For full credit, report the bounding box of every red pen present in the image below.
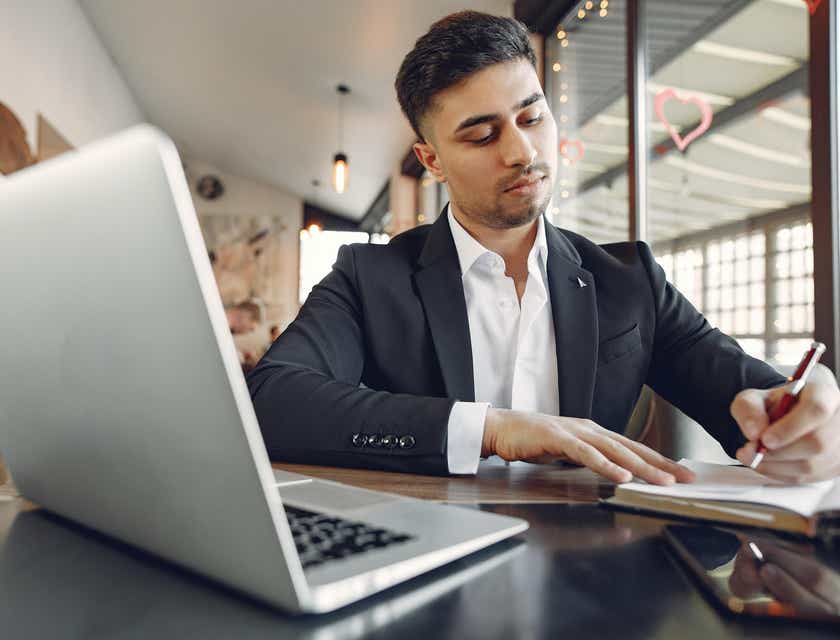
[749,341,826,469]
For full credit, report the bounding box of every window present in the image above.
[656,217,812,366]
[299,229,370,304]
[646,0,812,369]
[546,0,628,243]
[548,0,815,370]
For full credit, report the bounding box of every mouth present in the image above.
[504,175,547,195]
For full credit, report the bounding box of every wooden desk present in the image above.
[273,458,612,503]
[1,466,838,638]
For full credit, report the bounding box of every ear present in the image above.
[413,141,447,184]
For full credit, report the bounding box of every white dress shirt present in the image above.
[445,207,560,474]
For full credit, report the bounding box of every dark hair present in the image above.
[395,11,537,142]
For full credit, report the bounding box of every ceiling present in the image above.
[79,0,511,221]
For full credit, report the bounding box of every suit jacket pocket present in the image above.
[599,324,641,364]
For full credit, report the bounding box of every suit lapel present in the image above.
[545,223,599,418]
[412,213,475,402]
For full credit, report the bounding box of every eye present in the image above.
[471,134,494,145]
[524,114,544,126]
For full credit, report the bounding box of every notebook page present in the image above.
[619,460,836,517]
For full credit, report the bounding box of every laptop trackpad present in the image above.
[278,480,400,513]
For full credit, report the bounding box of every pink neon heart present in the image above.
[558,138,585,164]
[805,0,822,15]
[654,88,713,153]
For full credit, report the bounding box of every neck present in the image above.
[449,202,539,266]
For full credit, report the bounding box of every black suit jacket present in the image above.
[247,212,786,475]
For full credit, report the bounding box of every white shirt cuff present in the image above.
[446,401,489,475]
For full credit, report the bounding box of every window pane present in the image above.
[299,230,369,304]
[645,0,812,370]
[547,1,627,243]
[739,339,766,362]
[774,338,813,369]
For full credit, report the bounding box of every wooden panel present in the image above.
[0,102,34,175]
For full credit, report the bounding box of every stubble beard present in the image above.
[459,186,553,230]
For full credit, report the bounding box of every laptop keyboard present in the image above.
[284,505,415,569]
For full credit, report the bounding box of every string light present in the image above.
[557,28,567,39]
[561,82,569,90]
[561,39,569,48]
[600,8,608,17]
[585,1,594,8]
[553,62,562,72]
[561,190,570,198]
[559,94,569,103]
[600,0,608,7]
[578,8,586,19]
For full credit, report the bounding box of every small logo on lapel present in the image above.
[576,277,587,288]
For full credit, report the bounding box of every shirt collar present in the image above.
[446,203,549,277]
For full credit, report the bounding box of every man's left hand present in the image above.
[731,364,840,483]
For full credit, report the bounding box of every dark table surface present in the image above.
[0,493,838,639]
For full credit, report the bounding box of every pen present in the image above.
[749,341,826,469]
[747,540,764,564]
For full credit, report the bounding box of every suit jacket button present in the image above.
[382,434,398,448]
[367,433,382,448]
[398,435,416,449]
[351,433,367,447]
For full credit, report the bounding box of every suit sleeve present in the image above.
[637,241,787,457]
[246,244,455,475]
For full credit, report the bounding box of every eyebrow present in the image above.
[453,92,545,134]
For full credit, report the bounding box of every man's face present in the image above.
[414,58,557,229]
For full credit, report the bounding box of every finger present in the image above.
[585,434,676,485]
[761,382,840,450]
[760,564,837,615]
[761,545,840,603]
[560,438,633,484]
[610,433,695,483]
[735,440,759,467]
[731,387,776,441]
[742,421,840,462]
[729,545,764,599]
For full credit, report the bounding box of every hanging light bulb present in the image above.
[332,152,348,194]
[332,85,350,194]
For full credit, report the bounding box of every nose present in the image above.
[500,126,537,168]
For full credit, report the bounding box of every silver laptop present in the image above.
[0,125,527,614]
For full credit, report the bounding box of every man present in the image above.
[248,11,840,484]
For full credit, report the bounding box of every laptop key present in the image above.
[284,505,415,569]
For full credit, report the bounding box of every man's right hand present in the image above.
[481,408,695,485]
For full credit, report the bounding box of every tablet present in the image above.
[663,524,840,624]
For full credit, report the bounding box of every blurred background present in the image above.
[1,0,838,462]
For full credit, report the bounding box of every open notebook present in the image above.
[602,460,840,537]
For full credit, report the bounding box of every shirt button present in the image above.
[351,433,367,447]
[399,435,416,449]
[499,299,514,309]
[382,434,398,449]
